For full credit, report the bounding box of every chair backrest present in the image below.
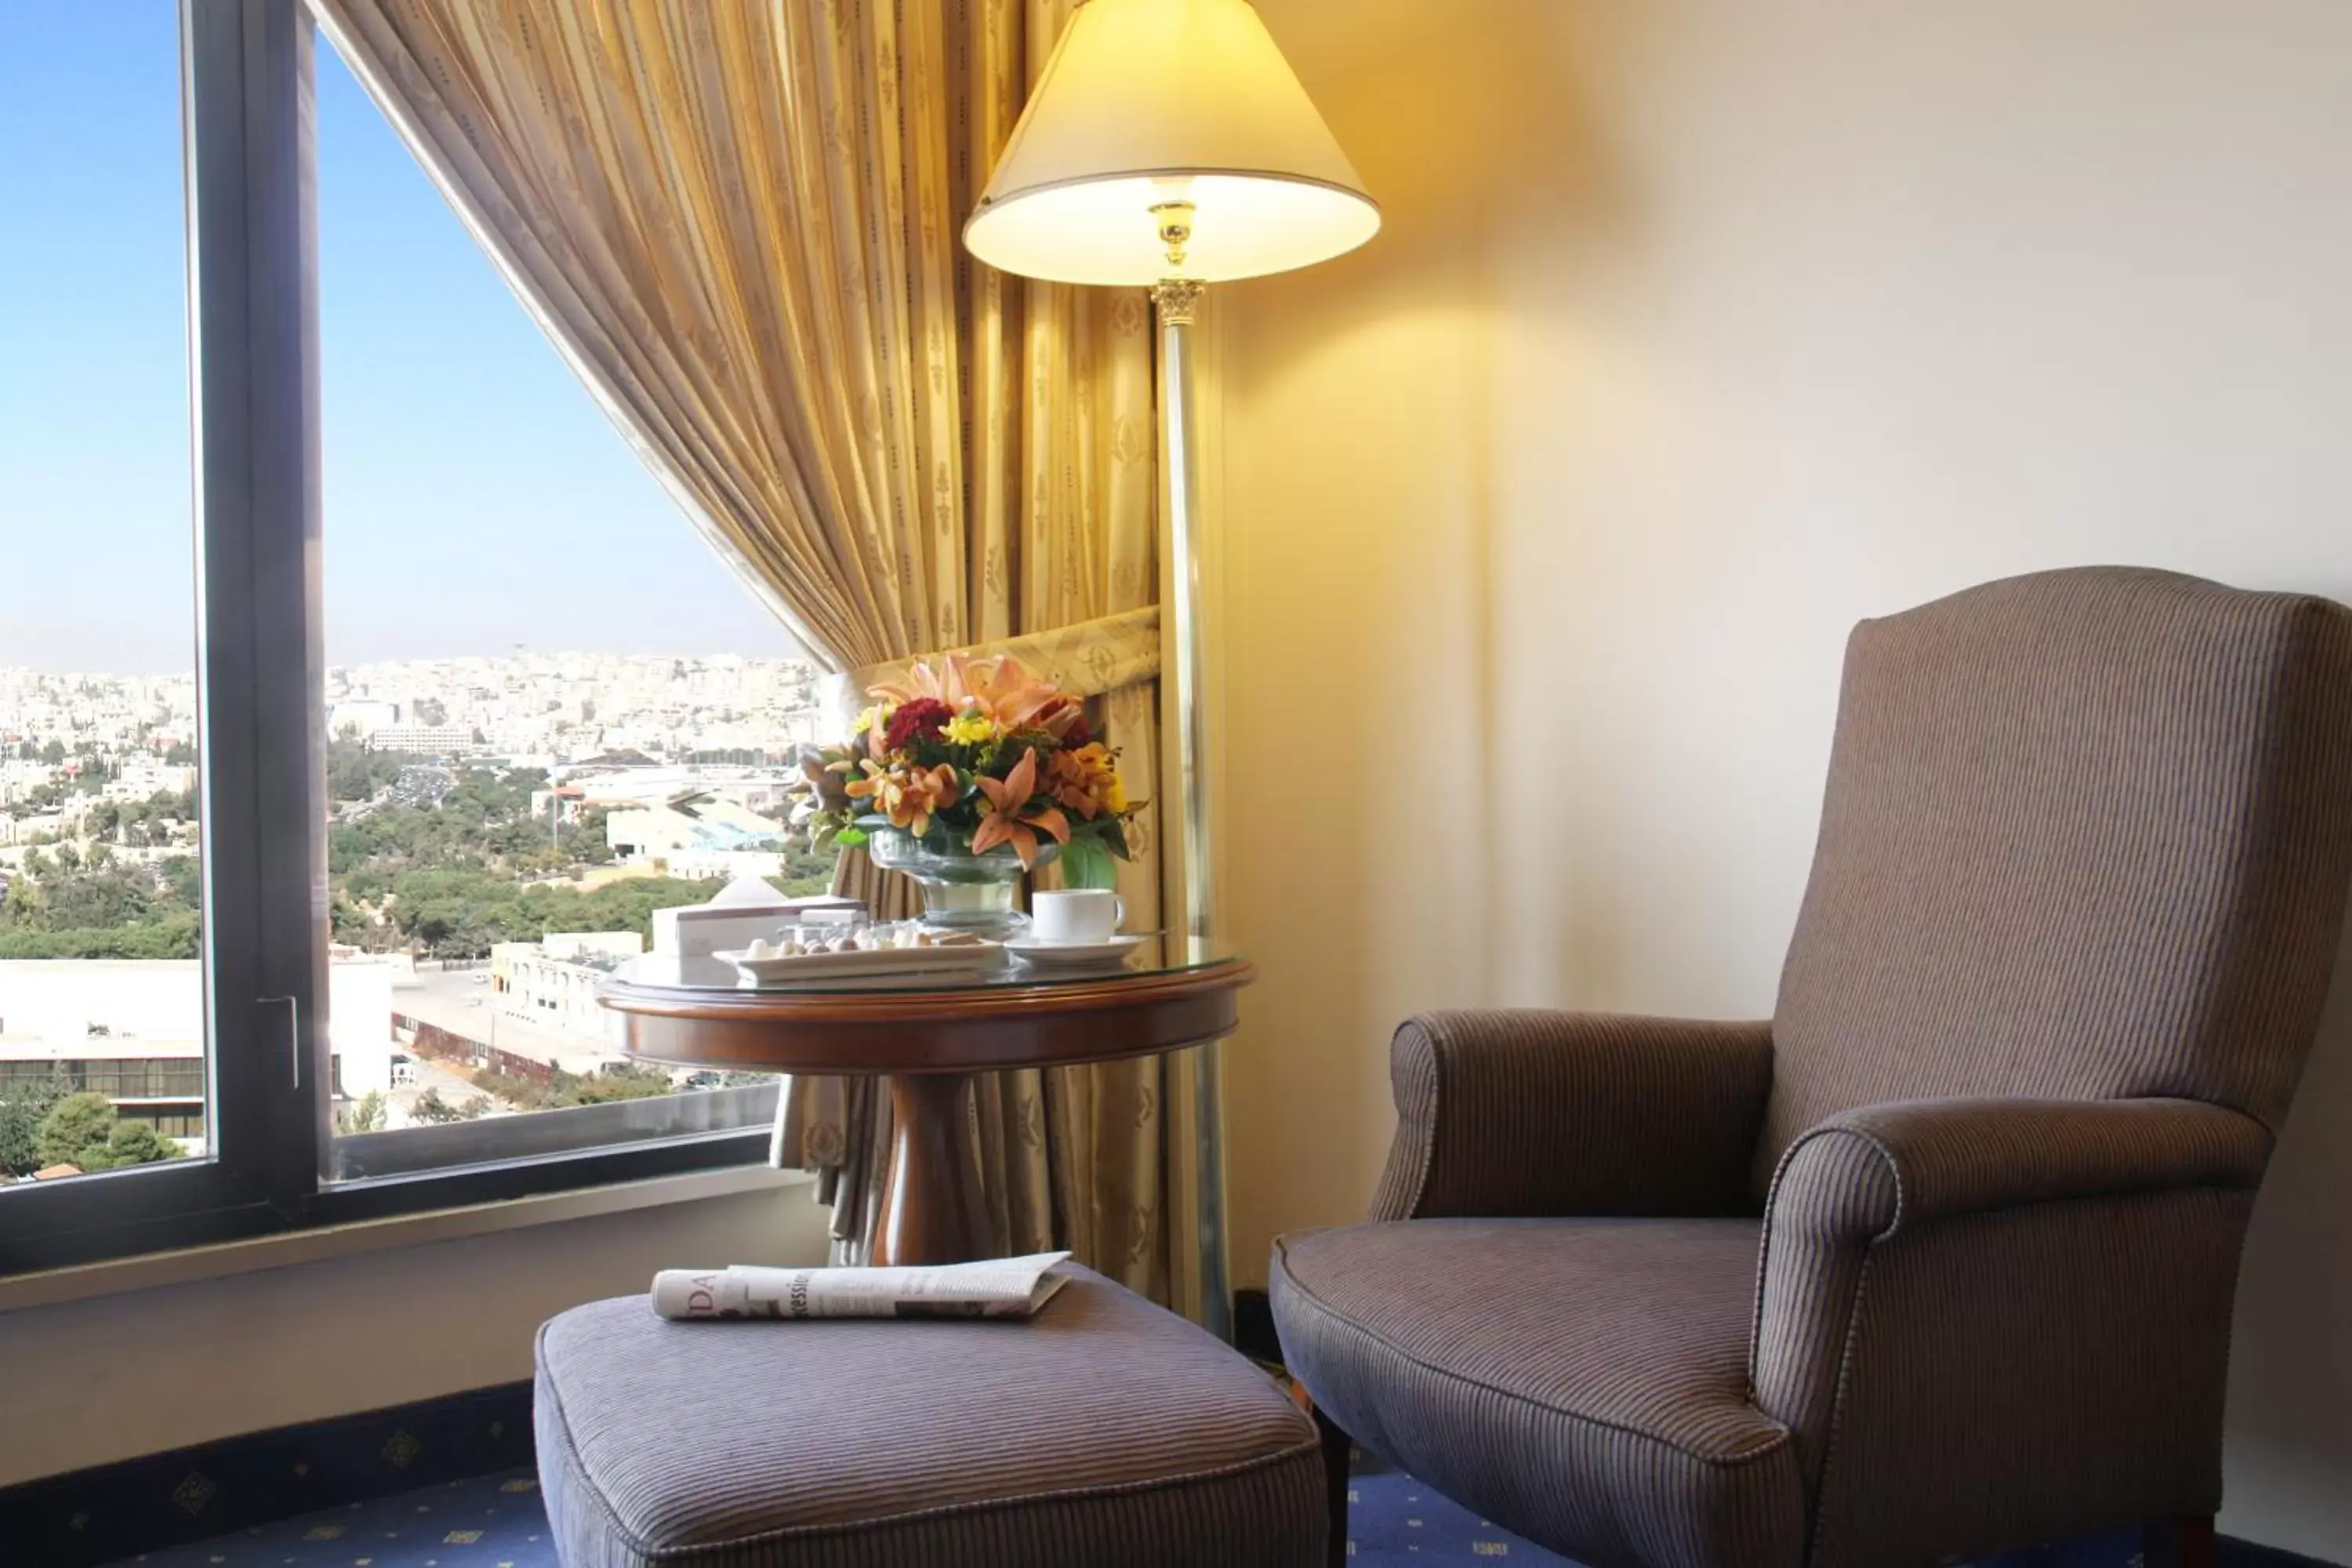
[1758,566,2352,1193]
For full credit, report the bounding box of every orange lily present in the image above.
[872,655,1085,740]
[969,746,1071,869]
[846,760,962,837]
[1044,742,1128,820]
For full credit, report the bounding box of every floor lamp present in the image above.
[964,0,1378,1338]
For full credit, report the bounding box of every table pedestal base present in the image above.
[874,1073,992,1266]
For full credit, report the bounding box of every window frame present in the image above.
[0,0,772,1279]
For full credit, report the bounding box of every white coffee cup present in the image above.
[1030,887,1125,944]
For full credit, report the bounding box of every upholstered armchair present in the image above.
[1272,568,2352,1568]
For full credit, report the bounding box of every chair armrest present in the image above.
[1751,1095,2274,1566]
[1762,1095,2271,1243]
[1368,1009,1775,1221]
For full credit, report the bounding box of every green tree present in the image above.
[336,1088,389,1134]
[1,872,40,926]
[159,855,201,907]
[86,1118,180,1171]
[0,1075,70,1175]
[564,1063,675,1105]
[328,731,408,804]
[36,1093,120,1170]
[409,1087,491,1123]
[0,914,201,960]
[36,864,153,928]
[470,1062,674,1111]
[563,806,617,866]
[775,839,837,898]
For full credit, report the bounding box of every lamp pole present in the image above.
[961,0,1377,1344]
[1147,202,1227,1338]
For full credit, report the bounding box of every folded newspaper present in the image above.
[650,1250,1073,1322]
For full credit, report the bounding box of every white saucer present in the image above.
[1004,932,1148,965]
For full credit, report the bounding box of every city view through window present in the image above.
[315,654,830,1147]
[0,13,827,1187]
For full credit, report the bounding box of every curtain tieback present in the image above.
[820,605,1163,722]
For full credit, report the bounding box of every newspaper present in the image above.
[650,1250,1072,1322]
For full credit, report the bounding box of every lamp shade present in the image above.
[964,0,1378,286]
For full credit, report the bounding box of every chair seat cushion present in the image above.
[536,1264,1324,1567]
[1272,1218,1803,1568]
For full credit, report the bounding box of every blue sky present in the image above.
[0,3,799,672]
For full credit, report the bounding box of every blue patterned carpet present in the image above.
[106,1472,552,1568]
[1343,1449,2148,1566]
[105,1454,2154,1567]
[1348,1450,1577,1563]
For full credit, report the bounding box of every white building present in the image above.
[327,699,402,739]
[489,932,641,1054]
[550,766,796,815]
[0,956,404,1149]
[368,724,476,756]
[605,795,782,864]
[662,848,786,882]
[104,760,198,800]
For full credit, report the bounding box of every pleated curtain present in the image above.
[314,0,1194,1311]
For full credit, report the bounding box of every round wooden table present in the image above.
[599,940,1254,1266]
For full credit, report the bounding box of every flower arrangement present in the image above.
[789,654,1142,887]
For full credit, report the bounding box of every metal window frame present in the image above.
[0,0,771,1279]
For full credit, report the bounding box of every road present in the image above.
[397,967,633,1082]
[339,762,456,822]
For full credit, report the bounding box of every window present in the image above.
[0,3,210,1193]
[0,1,815,1274]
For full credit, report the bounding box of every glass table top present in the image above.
[600,932,1243,1004]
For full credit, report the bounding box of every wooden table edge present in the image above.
[600,955,1257,1026]
[599,956,1257,1076]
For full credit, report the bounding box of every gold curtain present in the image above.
[316,0,1192,1307]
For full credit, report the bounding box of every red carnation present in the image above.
[1062,713,1094,748]
[881,698,954,752]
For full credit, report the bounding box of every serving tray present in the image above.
[719,939,1004,987]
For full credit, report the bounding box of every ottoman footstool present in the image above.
[534,1264,1327,1566]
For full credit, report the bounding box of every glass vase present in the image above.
[866,827,1060,937]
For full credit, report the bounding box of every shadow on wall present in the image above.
[1238,0,1651,1011]
[2224,899,2352,1554]
[1264,0,1639,276]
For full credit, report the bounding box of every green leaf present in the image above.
[834,826,869,848]
[1059,836,1117,890]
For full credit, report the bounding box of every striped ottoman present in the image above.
[534,1264,1327,1566]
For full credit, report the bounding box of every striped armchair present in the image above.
[1273,568,2352,1568]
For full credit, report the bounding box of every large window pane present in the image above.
[313,38,823,1175]
[0,4,207,1186]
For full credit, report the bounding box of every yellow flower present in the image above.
[942,711,997,746]
[855,702,898,760]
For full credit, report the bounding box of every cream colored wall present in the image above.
[1221,1,2352,1558]
[0,1184,829,1486]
